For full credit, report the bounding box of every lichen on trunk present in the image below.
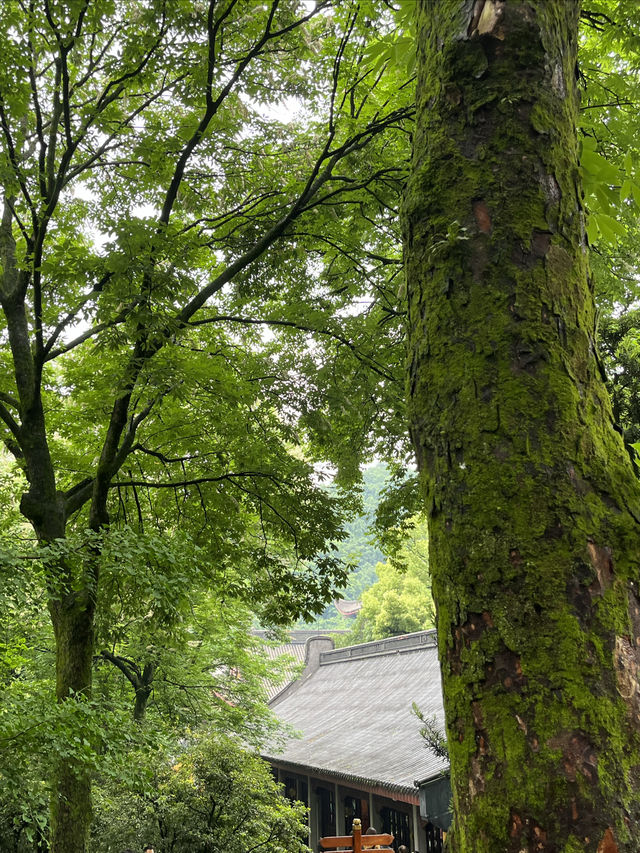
[403,1,640,851]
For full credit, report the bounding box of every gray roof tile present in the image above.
[263,630,448,793]
[261,642,308,702]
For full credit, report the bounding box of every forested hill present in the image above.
[301,464,387,630]
[337,463,388,597]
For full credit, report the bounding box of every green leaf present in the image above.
[625,151,634,174]
[595,212,626,243]
[621,179,634,201]
[580,143,622,184]
[585,217,599,245]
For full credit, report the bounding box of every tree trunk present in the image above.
[49,596,95,853]
[21,460,95,852]
[15,395,95,852]
[403,2,640,851]
[133,662,156,722]
[1,259,96,850]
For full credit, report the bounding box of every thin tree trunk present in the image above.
[1,213,95,850]
[133,663,156,722]
[100,650,156,721]
[403,2,640,851]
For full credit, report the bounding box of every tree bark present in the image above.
[49,598,95,853]
[403,2,640,851]
[100,650,155,721]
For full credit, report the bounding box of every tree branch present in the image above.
[99,649,141,690]
[44,296,141,361]
[42,272,114,356]
[112,471,285,489]
[0,401,22,442]
[188,314,397,381]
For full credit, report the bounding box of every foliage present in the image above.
[0,504,53,852]
[412,703,449,764]
[0,1,415,845]
[599,309,640,449]
[335,463,388,599]
[577,2,640,249]
[0,495,296,848]
[573,3,640,466]
[91,733,310,853]
[0,0,415,612]
[91,524,294,726]
[301,463,389,630]
[338,516,434,645]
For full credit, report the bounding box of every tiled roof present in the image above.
[334,598,363,617]
[260,642,307,703]
[263,630,448,795]
[255,631,345,703]
[253,629,347,643]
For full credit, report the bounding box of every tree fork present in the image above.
[403,1,640,851]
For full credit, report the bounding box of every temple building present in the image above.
[262,629,451,853]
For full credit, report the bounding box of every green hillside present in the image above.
[300,464,387,630]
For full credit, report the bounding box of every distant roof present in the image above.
[253,629,347,643]
[263,630,448,797]
[334,598,363,617]
[254,631,345,703]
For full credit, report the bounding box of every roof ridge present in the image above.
[319,628,437,664]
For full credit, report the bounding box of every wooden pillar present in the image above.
[353,818,362,853]
[413,803,424,853]
[307,773,312,844]
[335,782,342,835]
[310,780,319,853]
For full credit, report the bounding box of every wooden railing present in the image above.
[320,817,394,852]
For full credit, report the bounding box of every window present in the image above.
[425,821,444,852]
[344,796,361,834]
[380,807,411,849]
[317,787,335,838]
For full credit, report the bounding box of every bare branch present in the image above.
[99,649,141,689]
[0,391,20,410]
[130,445,218,465]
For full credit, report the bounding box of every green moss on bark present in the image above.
[49,592,96,853]
[403,1,640,851]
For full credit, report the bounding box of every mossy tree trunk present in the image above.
[17,430,95,851]
[403,2,640,851]
[49,597,95,853]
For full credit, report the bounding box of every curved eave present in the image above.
[414,769,450,787]
[266,756,420,804]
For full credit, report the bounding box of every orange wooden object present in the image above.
[319,818,394,852]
